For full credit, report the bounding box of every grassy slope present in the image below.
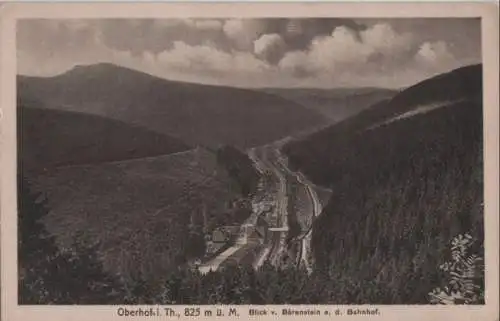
[18,106,190,173]
[283,64,483,303]
[18,63,326,148]
[28,148,247,282]
[261,87,397,122]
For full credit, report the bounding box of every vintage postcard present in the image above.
[1,2,499,321]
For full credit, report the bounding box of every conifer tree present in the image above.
[18,176,125,304]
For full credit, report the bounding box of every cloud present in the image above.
[194,19,223,31]
[276,23,416,79]
[152,19,195,29]
[415,41,455,68]
[361,23,413,56]
[17,19,109,76]
[18,18,367,64]
[253,33,287,64]
[223,19,267,51]
[97,18,229,55]
[17,19,101,57]
[311,27,367,66]
[17,18,480,88]
[222,18,367,53]
[281,18,366,50]
[156,41,270,76]
[278,51,315,78]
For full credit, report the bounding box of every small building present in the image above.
[222,225,240,235]
[206,241,225,254]
[212,229,227,243]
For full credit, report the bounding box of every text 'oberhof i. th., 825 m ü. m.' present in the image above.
[116,307,381,318]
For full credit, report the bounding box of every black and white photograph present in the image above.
[1,3,498,315]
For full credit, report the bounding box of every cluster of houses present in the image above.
[204,211,274,255]
[205,225,240,254]
[202,178,279,256]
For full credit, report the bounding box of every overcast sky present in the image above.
[17,18,481,88]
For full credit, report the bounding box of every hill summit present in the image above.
[18,63,327,148]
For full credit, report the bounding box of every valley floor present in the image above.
[197,139,329,274]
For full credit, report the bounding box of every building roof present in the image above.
[212,230,227,243]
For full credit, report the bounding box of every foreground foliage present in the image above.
[18,176,125,304]
[19,173,484,304]
[428,233,484,304]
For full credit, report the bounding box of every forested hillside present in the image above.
[283,64,482,185]
[18,65,485,304]
[18,105,190,173]
[216,145,260,197]
[27,148,254,284]
[282,64,484,303]
[262,87,397,122]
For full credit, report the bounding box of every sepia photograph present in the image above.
[1,2,499,320]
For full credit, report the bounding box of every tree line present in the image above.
[19,174,483,304]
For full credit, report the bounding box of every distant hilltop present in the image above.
[18,62,327,149]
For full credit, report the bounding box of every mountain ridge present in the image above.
[18,105,191,173]
[283,63,482,185]
[18,63,327,148]
[282,63,483,303]
[261,87,398,122]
